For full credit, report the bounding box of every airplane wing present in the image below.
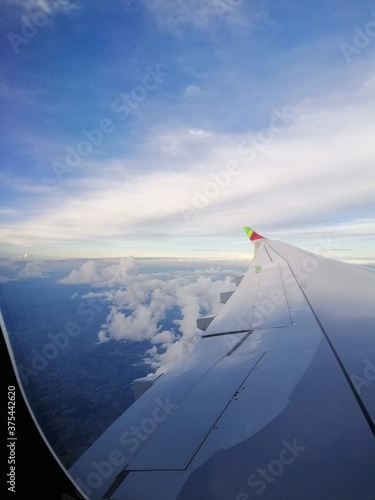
[69,228,375,499]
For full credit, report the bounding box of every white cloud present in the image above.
[58,257,139,286]
[145,337,197,373]
[61,259,239,372]
[7,0,77,15]
[151,330,176,345]
[143,0,246,33]
[146,124,215,157]
[59,260,99,284]
[100,304,156,342]
[17,260,47,279]
[102,270,234,372]
[1,74,375,261]
[184,84,205,99]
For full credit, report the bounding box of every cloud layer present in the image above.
[2,81,375,260]
[1,1,375,261]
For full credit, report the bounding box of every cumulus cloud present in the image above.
[151,330,176,345]
[58,257,139,286]
[100,270,235,373]
[60,258,240,373]
[17,260,47,279]
[59,260,99,284]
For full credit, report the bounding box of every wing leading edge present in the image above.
[69,228,375,500]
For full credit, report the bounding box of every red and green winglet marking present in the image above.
[244,227,264,241]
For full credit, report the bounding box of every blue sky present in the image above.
[1,0,375,261]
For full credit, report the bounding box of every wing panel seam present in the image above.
[183,351,267,471]
[266,241,375,436]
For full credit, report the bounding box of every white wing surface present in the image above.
[69,228,375,499]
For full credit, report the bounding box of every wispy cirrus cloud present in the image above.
[1,74,375,260]
[142,0,250,33]
[183,84,205,99]
[5,0,78,15]
[1,1,375,261]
